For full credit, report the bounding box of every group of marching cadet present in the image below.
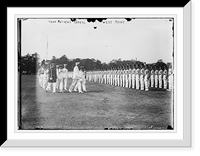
[86,63,173,91]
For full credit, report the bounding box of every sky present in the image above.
[21,18,173,64]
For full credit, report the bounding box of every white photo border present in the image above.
[4,2,191,147]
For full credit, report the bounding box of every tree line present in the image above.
[20,53,171,74]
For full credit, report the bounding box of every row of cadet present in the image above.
[85,64,173,91]
[37,62,87,93]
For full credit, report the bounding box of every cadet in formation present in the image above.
[84,63,173,92]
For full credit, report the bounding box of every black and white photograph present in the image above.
[3,1,194,151]
[18,17,174,130]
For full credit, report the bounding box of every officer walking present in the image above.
[68,62,80,93]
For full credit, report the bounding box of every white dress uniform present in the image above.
[144,69,149,91]
[131,68,136,89]
[62,67,68,90]
[113,70,116,86]
[43,68,49,90]
[135,68,140,90]
[74,70,86,93]
[119,69,123,87]
[154,70,159,88]
[128,69,132,88]
[109,70,113,85]
[150,70,155,88]
[113,70,117,86]
[158,69,163,89]
[140,68,144,90]
[38,67,44,88]
[117,70,120,86]
[99,71,101,83]
[106,70,109,84]
[163,69,168,89]
[81,71,87,92]
[68,64,80,92]
[168,68,173,91]
[125,69,129,88]
[99,71,102,84]
[94,71,97,83]
[57,68,64,92]
[103,71,107,84]
[122,69,126,87]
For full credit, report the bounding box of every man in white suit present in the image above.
[62,64,68,91]
[68,62,80,93]
[75,66,87,93]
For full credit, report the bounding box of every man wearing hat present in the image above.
[150,66,155,88]
[46,62,57,93]
[131,64,136,89]
[109,67,112,85]
[42,64,49,91]
[140,64,145,90]
[163,66,168,90]
[103,69,107,84]
[37,65,45,88]
[120,66,123,87]
[158,66,163,89]
[135,64,140,90]
[122,65,126,88]
[144,65,150,91]
[114,67,118,86]
[68,62,80,93]
[124,65,128,88]
[167,66,173,91]
[128,65,132,88]
[154,66,159,88]
[116,67,120,87]
[62,64,68,91]
[74,66,86,93]
[57,65,64,93]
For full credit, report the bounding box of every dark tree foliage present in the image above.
[20,53,40,74]
[20,53,169,74]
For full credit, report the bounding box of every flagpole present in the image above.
[46,35,48,61]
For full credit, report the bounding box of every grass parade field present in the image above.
[20,75,173,130]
